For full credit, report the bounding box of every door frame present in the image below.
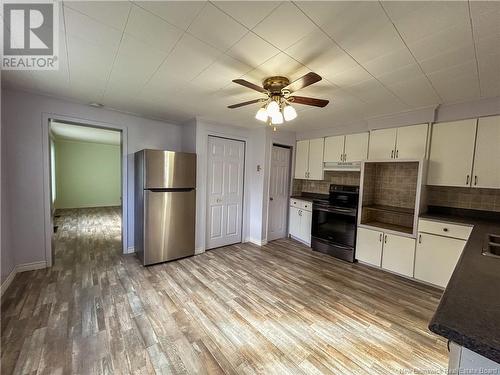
[205,135,246,250]
[41,113,128,267]
[266,143,292,242]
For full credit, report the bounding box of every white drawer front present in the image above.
[418,219,472,240]
[290,199,312,212]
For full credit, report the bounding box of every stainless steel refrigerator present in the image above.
[135,149,196,266]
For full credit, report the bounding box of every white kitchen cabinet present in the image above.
[368,128,397,160]
[308,138,325,180]
[368,124,428,160]
[294,140,309,179]
[294,138,324,180]
[414,232,466,288]
[324,135,345,162]
[356,227,383,266]
[472,115,500,188]
[344,132,369,162]
[381,233,416,277]
[427,119,477,187]
[289,199,312,245]
[396,123,428,160]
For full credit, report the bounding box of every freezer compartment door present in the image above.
[144,150,196,189]
[144,189,195,265]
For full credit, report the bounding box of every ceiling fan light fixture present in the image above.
[283,104,297,121]
[266,100,280,116]
[271,111,284,125]
[255,106,268,122]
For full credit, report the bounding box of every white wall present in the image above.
[1,89,183,271]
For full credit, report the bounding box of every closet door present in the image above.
[472,116,500,188]
[427,119,477,187]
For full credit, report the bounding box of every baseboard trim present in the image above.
[1,267,16,297]
[126,246,135,254]
[1,260,48,297]
[195,247,205,255]
[246,238,268,246]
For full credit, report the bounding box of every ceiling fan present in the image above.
[228,72,329,127]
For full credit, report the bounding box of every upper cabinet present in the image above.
[324,132,368,163]
[368,124,428,160]
[294,138,324,180]
[472,115,500,189]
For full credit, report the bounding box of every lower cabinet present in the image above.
[289,199,312,245]
[356,227,416,277]
[414,232,466,288]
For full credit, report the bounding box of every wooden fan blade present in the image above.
[227,98,262,109]
[289,96,329,107]
[284,72,322,92]
[232,79,268,93]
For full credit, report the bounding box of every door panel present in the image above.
[395,123,428,160]
[472,115,500,188]
[382,234,416,277]
[307,138,324,180]
[368,128,397,160]
[144,190,195,264]
[344,132,369,162]
[289,207,300,238]
[299,209,312,244]
[207,136,245,249]
[268,146,291,241]
[428,119,477,187]
[324,135,345,162]
[356,227,383,266]
[294,140,309,179]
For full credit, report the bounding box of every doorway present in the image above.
[267,144,292,242]
[206,136,245,249]
[48,120,123,264]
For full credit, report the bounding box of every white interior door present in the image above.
[207,136,245,249]
[268,146,291,242]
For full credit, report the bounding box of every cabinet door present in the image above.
[356,227,383,266]
[294,140,309,179]
[414,233,466,288]
[324,135,345,162]
[289,207,301,238]
[307,138,324,180]
[299,209,312,245]
[472,116,500,188]
[396,123,428,160]
[427,119,477,187]
[344,132,369,162]
[368,128,397,160]
[381,234,416,277]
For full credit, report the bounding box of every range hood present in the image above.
[323,161,361,171]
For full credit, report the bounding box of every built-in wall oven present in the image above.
[311,185,359,262]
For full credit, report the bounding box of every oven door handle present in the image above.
[313,207,356,216]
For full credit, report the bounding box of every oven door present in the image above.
[312,206,357,248]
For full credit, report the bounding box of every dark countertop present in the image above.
[423,206,500,363]
[290,193,329,202]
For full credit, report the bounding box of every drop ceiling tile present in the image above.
[375,63,423,87]
[125,5,184,53]
[419,45,476,75]
[362,48,416,78]
[327,66,373,88]
[470,6,500,39]
[296,1,361,30]
[64,6,122,49]
[213,1,280,29]
[187,3,248,51]
[428,61,480,102]
[385,76,440,107]
[191,55,252,92]
[157,34,222,82]
[244,53,308,84]
[346,78,399,104]
[226,32,280,68]
[64,1,131,31]
[253,2,317,50]
[133,1,206,31]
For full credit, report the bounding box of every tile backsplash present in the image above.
[427,186,500,212]
[293,171,360,195]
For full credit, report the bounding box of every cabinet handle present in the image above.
[443,228,448,232]
[384,235,387,244]
[379,233,382,242]
[466,175,470,185]
[418,234,422,244]
[344,153,347,162]
[474,176,478,186]
[340,153,343,161]
[391,150,394,159]
[396,149,399,158]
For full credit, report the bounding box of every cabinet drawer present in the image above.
[418,219,472,240]
[289,199,312,212]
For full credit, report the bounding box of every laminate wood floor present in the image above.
[1,207,448,374]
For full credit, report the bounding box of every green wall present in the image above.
[55,139,121,209]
